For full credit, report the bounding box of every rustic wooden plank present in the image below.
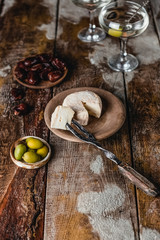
[125,1,160,239]
[1,0,159,239]
[44,0,139,239]
[127,66,160,238]
[0,0,55,239]
[0,0,4,14]
[150,0,160,42]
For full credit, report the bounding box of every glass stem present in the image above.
[120,38,128,62]
[88,10,96,33]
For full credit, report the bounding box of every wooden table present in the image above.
[0,0,160,239]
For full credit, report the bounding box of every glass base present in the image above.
[78,27,106,42]
[108,54,139,72]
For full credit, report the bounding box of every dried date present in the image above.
[48,71,62,82]
[17,61,29,71]
[24,57,38,67]
[37,53,52,63]
[43,62,51,68]
[15,67,27,81]
[51,58,66,71]
[11,88,25,100]
[31,63,43,72]
[39,67,53,80]
[26,71,40,85]
[14,103,29,116]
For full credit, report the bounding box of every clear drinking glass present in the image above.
[72,0,111,42]
[99,1,149,72]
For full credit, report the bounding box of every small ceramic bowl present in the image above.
[10,136,51,169]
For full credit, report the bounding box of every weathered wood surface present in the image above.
[0,1,54,239]
[126,1,160,238]
[44,0,155,239]
[151,0,160,41]
[0,0,160,240]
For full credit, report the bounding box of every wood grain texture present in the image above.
[44,0,139,239]
[150,0,160,41]
[127,62,160,236]
[0,0,160,239]
[0,0,54,239]
[125,0,160,238]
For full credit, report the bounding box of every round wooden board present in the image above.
[44,87,126,142]
[13,64,68,89]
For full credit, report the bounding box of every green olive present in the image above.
[14,143,27,161]
[22,151,41,163]
[28,148,36,153]
[37,145,48,158]
[26,137,34,144]
[27,138,43,149]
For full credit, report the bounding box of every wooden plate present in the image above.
[44,87,126,142]
[13,62,68,89]
[10,136,51,169]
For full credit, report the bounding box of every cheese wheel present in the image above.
[51,105,75,130]
[62,91,102,125]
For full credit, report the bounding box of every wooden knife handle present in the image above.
[118,163,159,197]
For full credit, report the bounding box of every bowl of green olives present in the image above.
[10,136,51,169]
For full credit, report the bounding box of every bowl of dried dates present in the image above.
[13,53,68,89]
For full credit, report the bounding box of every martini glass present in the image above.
[72,0,111,42]
[99,1,149,72]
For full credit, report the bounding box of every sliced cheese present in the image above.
[62,91,102,125]
[51,105,75,130]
